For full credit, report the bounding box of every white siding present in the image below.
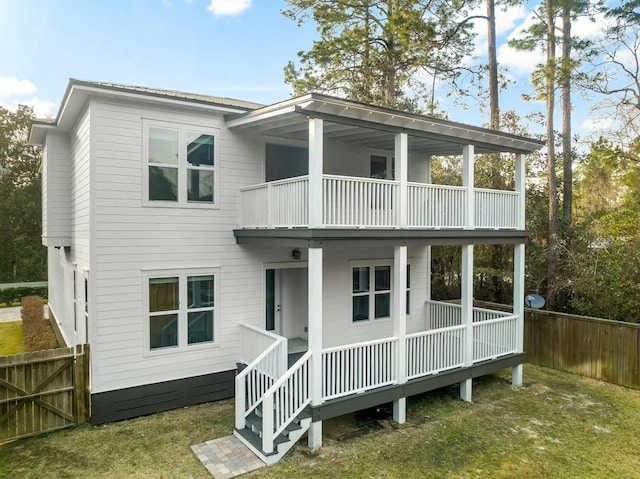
[41,133,71,246]
[74,97,433,395]
[90,100,268,393]
[321,244,429,348]
[46,108,92,347]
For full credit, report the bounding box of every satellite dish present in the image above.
[525,294,545,309]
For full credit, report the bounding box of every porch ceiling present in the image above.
[225,94,545,156]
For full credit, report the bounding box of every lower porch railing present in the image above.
[237,302,519,444]
[426,300,519,362]
[261,351,312,454]
[235,324,288,430]
[406,325,466,379]
[322,337,398,401]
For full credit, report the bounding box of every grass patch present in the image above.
[1,364,640,478]
[0,322,26,356]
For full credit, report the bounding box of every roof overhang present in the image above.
[30,79,260,145]
[225,93,545,156]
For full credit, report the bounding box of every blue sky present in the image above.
[0,0,608,139]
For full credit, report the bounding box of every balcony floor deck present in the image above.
[234,228,531,247]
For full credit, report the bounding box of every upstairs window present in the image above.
[144,121,217,206]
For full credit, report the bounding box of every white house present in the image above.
[30,79,543,464]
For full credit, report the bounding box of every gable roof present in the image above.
[31,79,263,144]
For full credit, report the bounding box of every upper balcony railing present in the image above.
[239,174,522,230]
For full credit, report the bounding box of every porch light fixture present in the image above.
[292,248,301,260]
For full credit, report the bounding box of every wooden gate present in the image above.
[0,344,89,443]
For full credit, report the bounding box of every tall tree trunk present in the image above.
[546,0,558,310]
[487,0,505,302]
[561,3,572,231]
[487,0,499,131]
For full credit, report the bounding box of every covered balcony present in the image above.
[227,93,543,233]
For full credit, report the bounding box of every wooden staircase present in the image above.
[234,404,312,465]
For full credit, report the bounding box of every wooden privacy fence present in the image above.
[524,310,640,390]
[475,301,640,390]
[0,344,90,443]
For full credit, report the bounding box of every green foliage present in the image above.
[0,286,48,306]
[282,0,476,112]
[0,105,46,282]
[564,138,640,322]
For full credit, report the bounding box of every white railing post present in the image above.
[266,182,273,229]
[463,145,475,230]
[262,393,274,454]
[235,376,246,430]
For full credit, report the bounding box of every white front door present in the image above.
[265,267,308,340]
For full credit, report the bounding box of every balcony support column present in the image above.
[512,242,525,386]
[395,133,408,228]
[393,245,407,423]
[515,153,526,229]
[460,244,474,402]
[308,246,323,449]
[308,118,324,228]
[463,145,475,230]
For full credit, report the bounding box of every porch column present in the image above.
[515,153,526,230]
[393,245,407,423]
[395,133,408,228]
[462,145,475,229]
[308,118,324,228]
[512,243,525,386]
[460,244,474,402]
[425,245,432,329]
[308,246,323,449]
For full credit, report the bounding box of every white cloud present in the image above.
[581,117,615,132]
[0,97,57,118]
[0,77,57,117]
[498,42,545,76]
[207,0,250,16]
[0,77,37,99]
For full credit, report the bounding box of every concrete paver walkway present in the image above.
[191,435,266,478]
[0,306,21,323]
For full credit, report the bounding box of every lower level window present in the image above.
[351,262,410,322]
[148,271,216,350]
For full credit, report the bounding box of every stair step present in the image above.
[246,412,262,431]
[235,427,290,456]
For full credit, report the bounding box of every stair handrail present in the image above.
[235,327,287,430]
[261,351,312,454]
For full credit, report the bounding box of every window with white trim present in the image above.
[146,270,217,351]
[351,261,410,322]
[144,121,217,206]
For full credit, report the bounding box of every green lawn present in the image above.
[1,364,639,478]
[0,322,26,356]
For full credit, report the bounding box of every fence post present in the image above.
[74,344,87,424]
